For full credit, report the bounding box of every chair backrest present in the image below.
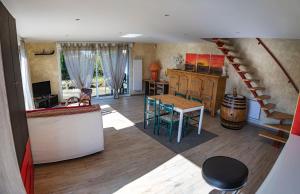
[81,88,92,98]
[189,96,202,103]
[175,91,187,99]
[144,96,157,112]
[159,103,174,117]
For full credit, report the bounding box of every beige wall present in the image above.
[230,39,300,123]
[131,43,157,79]
[156,40,221,80]
[26,42,60,95]
[155,39,300,124]
[130,43,157,94]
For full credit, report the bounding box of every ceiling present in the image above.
[3,0,300,42]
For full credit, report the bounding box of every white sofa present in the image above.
[26,105,104,164]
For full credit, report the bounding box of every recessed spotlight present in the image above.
[121,34,143,38]
[164,14,170,17]
[75,18,80,21]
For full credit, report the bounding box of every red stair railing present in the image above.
[256,38,299,94]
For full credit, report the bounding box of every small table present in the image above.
[144,80,169,95]
[149,94,204,143]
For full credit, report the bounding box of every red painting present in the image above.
[185,53,224,68]
[186,53,198,65]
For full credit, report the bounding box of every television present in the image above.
[32,81,51,98]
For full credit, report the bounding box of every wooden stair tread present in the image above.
[255,95,271,100]
[267,111,294,120]
[213,38,231,44]
[226,54,240,59]
[243,79,260,82]
[261,103,276,110]
[249,87,265,91]
[237,70,251,74]
[265,124,291,133]
[218,47,231,50]
[259,131,287,143]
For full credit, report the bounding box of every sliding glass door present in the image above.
[60,52,129,100]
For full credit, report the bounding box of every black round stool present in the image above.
[202,156,248,194]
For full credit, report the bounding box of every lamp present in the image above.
[149,62,160,81]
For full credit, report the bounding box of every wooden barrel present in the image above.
[220,94,247,130]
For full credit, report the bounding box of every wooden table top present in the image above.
[150,94,203,110]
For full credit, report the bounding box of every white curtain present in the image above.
[99,43,128,98]
[61,43,96,89]
[19,40,35,110]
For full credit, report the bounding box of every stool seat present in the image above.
[202,156,248,190]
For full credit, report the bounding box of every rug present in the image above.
[135,122,218,153]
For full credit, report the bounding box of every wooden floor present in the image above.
[34,96,281,194]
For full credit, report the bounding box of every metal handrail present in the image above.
[256,38,299,93]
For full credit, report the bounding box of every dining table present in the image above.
[149,94,205,143]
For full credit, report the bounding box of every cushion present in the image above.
[202,156,248,190]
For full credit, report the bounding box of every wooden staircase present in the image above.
[213,38,294,144]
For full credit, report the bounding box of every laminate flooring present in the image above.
[34,96,281,194]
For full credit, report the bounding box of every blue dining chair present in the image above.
[143,96,157,133]
[157,103,180,142]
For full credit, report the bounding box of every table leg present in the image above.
[198,107,204,135]
[177,111,184,143]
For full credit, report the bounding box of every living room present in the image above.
[1,1,300,194]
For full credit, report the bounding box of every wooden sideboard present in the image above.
[167,69,227,116]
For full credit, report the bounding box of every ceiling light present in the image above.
[75,18,80,21]
[121,34,143,38]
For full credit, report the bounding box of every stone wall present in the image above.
[25,42,60,95]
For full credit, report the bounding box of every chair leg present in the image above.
[153,113,156,134]
[157,116,160,135]
[144,113,146,129]
[169,122,173,142]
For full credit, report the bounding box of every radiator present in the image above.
[247,99,261,120]
[132,59,143,91]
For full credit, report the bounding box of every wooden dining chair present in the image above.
[157,103,180,142]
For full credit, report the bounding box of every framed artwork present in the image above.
[185,53,225,74]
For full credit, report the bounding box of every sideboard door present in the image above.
[190,75,204,97]
[168,73,179,95]
[178,74,189,95]
[201,79,215,111]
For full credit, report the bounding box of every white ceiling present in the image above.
[3,0,300,42]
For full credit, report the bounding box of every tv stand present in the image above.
[34,95,58,108]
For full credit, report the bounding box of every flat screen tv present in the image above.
[32,81,51,98]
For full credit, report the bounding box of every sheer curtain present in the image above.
[61,43,96,89]
[99,43,128,98]
[19,40,35,110]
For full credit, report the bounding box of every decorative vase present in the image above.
[151,71,159,81]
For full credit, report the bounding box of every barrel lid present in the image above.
[226,94,245,99]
